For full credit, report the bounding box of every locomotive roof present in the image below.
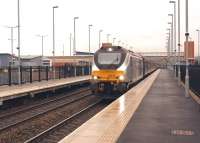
[100,46,143,59]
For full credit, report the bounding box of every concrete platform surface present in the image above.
[58,70,160,143]
[0,76,90,103]
[117,70,200,143]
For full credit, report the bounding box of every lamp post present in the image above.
[5,26,17,66]
[70,33,72,56]
[166,28,171,58]
[88,24,93,55]
[99,29,103,49]
[166,37,170,59]
[36,35,47,66]
[36,35,47,57]
[52,5,58,79]
[73,17,79,55]
[168,13,174,67]
[177,0,181,85]
[113,38,116,45]
[196,29,200,64]
[107,34,110,43]
[165,40,169,56]
[185,0,189,98]
[62,44,65,56]
[168,21,173,58]
[17,0,21,84]
[170,0,177,76]
[165,39,169,54]
[88,24,92,75]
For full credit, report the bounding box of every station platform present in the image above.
[117,70,200,143]
[0,76,91,105]
[59,69,200,143]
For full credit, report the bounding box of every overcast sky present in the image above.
[0,0,200,56]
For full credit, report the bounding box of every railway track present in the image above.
[0,87,103,143]
[0,87,91,132]
[0,87,90,120]
[24,99,107,143]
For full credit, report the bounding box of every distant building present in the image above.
[76,51,94,55]
[0,54,52,67]
[20,55,51,67]
[48,56,93,67]
[0,53,93,68]
[0,53,17,67]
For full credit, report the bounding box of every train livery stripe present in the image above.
[92,70,124,81]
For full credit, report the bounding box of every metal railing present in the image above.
[176,64,200,96]
[0,65,91,86]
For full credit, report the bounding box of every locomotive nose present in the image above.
[92,70,125,82]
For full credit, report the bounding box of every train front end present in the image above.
[91,43,128,95]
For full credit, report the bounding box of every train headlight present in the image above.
[119,75,124,81]
[93,76,98,80]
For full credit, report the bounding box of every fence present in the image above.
[0,65,91,86]
[176,65,200,96]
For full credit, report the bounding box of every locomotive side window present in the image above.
[98,53,121,65]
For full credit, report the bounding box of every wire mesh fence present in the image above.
[0,65,91,86]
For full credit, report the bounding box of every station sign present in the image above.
[184,41,194,61]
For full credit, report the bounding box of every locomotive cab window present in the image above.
[94,46,126,70]
[98,53,121,65]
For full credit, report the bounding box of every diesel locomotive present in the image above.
[91,43,156,95]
